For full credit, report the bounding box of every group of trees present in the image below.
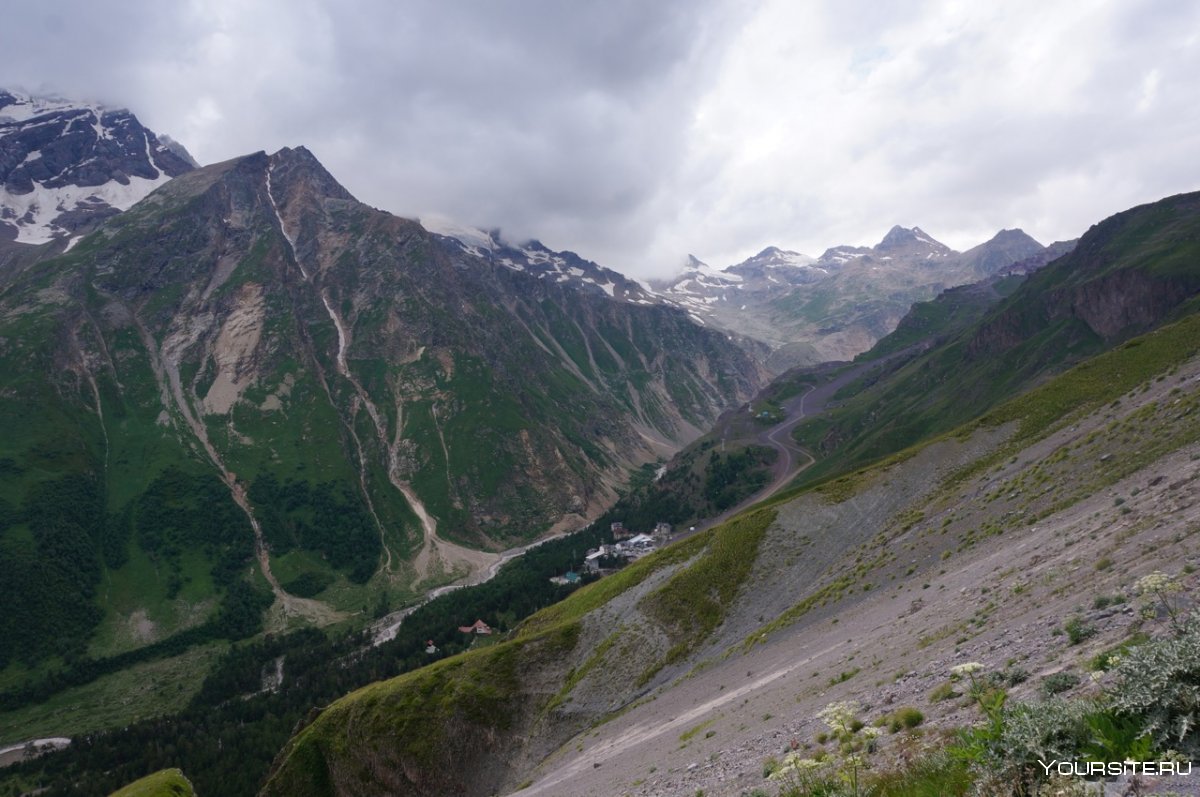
[0,474,104,668]
[0,580,273,713]
[585,442,779,536]
[248,474,379,583]
[702,445,776,511]
[0,465,274,707]
[134,468,254,590]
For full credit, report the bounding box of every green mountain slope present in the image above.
[254,191,1200,796]
[0,147,762,696]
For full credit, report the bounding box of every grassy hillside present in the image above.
[261,507,778,796]
[108,769,194,797]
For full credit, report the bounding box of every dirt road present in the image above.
[690,355,892,535]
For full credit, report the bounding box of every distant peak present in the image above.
[742,246,814,268]
[880,225,917,245]
[988,228,1041,246]
[1,89,194,243]
[877,225,949,252]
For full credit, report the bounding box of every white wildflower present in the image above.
[769,756,824,780]
[817,700,859,731]
[1135,571,1182,595]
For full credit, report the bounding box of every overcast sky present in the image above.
[4,0,1199,277]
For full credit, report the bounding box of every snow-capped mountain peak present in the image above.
[420,216,658,305]
[742,245,816,269]
[418,215,502,258]
[1,88,195,245]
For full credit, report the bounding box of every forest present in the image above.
[0,518,612,796]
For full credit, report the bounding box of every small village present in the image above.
[448,521,678,647]
[549,520,673,585]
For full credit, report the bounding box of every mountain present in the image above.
[259,191,1200,797]
[0,89,196,246]
[0,145,763,681]
[651,226,1051,370]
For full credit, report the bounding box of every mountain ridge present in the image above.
[650,224,1050,369]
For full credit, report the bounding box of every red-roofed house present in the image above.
[457,619,493,635]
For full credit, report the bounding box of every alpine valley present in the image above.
[2,92,1200,797]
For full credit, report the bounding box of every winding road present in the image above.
[690,353,907,536]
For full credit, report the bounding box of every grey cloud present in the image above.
[3,1,1200,276]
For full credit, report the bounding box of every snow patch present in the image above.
[4,171,172,244]
[419,215,497,253]
[0,90,99,123]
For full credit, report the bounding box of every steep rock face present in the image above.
[0,145,763,668]
[0,89,195,244]
[967,191,1200,359]
[1063,267,1195,339]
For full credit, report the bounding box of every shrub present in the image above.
[884,706,924,733]
[866,745,973,796]
[929,682,959,702]
[1134,571,1187,634]
[985,698,1094,790]
[1002,667,1030,686]
[1079,709,1153,761]
[1063,617,1096,645]
[1105,613,1200,756]
[1041,671,1081,696]
[1088,632,1149,672]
